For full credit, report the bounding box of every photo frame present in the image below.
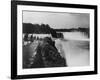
[11,1,97,79]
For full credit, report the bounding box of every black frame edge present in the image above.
[94,6,98,74]
[11,1,17,79]
[15,0,97,9]
[15,71,96,79]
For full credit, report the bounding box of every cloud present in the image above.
[23,11,89,29]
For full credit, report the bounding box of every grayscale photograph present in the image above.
[22,11,90,69]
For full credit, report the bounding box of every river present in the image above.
[55,32,90,67]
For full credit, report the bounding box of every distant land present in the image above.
[55,27,89,38]
[23,23,89,38]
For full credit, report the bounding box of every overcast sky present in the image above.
[23,11,90,29]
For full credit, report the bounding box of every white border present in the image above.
[17,5,94,75]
